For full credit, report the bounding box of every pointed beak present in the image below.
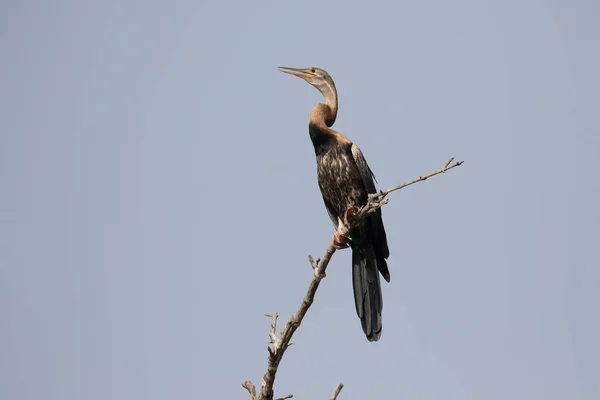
[278,66,313,79]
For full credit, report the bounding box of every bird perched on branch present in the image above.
[279,66,391,342]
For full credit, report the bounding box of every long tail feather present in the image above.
[351,242,383,341]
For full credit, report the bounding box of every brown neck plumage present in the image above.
[310,104,335,128]
[310,81,338,127]
[309,98,350,145]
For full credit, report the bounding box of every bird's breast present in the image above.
[316,146,366,218]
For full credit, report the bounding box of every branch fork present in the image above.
[309,255,325,278]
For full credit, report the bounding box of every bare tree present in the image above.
[243,158,464,400]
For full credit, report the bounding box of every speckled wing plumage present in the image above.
[350,144,377,192]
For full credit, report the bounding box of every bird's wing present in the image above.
[350,143,377,194]
[351,143,391,277]
[322,195,340,229]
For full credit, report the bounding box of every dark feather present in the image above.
[351,242,383,341]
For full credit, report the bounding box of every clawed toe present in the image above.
[332,230,349,249]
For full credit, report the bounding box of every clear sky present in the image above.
[1,1,599,399]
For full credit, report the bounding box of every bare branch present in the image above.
[244,157,464,399]
[443,157,454,169]
[242,381,257,400]
[376,159,464,199]
[264,313,279,345]
[354,159,464,223]
[308,255,320,271]
[256,244,337,400]
[329,383,344,400]
[275,395,294,400]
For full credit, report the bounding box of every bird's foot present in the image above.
[332,229,349,250]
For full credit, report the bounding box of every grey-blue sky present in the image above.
[1,0,599,399]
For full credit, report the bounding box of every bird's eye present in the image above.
[310,68,316,73]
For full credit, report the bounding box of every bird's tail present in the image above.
[351,242,383,341]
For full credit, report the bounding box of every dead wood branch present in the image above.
[355,157,464,220]
[242,381,256,400]
[329,383,344,400]
[243,157,464,400]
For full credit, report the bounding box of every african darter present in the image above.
[279,66,391,342]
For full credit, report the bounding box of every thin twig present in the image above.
[243,157,464,400]
[354,158,464,222]
[329,383,344,400]
[443,157,454,169]
[265,313,279,345]
[242,381,257,400]
[377,158,463,199]
[275,395,294,400]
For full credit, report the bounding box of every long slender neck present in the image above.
[310,104,335,128]
[321,86,338,126]
[309,91,350,148]
[310,82,338,127]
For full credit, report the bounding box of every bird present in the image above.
[278,66,391,341]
